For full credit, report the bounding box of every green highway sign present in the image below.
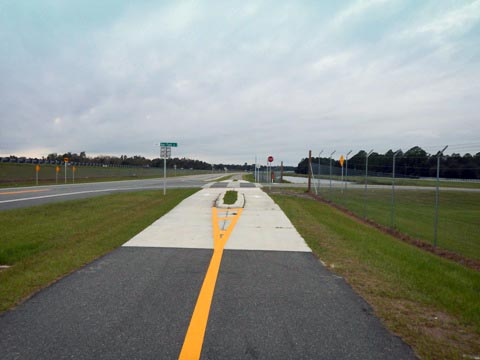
[160,142,178,147]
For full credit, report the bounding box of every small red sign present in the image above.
[268,156,274,163]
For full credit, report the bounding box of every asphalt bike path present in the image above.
[0,180,416,359]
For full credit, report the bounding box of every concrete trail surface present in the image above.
[0,180,416,359]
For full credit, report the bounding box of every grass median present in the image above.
[223,190,238,205]
[271,192,480,359]
[0,188,198,313]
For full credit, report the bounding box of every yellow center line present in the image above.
[179,207,243,360]
[0,189,50,195]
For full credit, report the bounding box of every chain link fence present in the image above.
[306,158,480,262]
[249,151,479,262]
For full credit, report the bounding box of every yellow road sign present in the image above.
[55,166,60,173]
[339,155,345,167]
[64,158,69,163]
[35,165,40,172]
[72,166,76,173]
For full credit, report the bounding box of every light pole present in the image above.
[329,150,336,196]
[318,150,323,193]
[434,145,448,248]
[391,150,401,228]
[363,149,373,219]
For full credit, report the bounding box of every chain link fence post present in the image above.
[363,150,373,219]
[391,150,401,228]
[434,145,448,248]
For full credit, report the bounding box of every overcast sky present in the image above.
[1,0,479,165]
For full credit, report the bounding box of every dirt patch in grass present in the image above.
[375,297,480,359]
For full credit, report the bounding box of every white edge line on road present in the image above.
[0,186,182,204]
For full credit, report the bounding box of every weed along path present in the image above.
[0,180,415,359]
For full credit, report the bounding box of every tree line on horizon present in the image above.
[295,146,480,179]
[40,152,251,171]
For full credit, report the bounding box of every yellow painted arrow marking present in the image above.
[179,207,243,360]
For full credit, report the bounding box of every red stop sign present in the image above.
[268,156,274,163]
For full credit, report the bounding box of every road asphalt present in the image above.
[0,173,233,210]
[0,180,416,359]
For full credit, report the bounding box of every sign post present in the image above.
[339,155,345,187]
[35,165,40,185]
[268,156,274,189]
[159,142,178,195]
[72,166,76,184]
[55,166,60,184]
[64,158,69,184]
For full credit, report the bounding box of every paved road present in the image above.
[0,183,416,359]
[0,173,235,210]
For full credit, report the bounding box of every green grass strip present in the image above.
[242,173,255,182]
[271,193,480,359]
[214,174,233,182]
[320,188,480,260]
[0,188,198,312]
[223,190,238,205]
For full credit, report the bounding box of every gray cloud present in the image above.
[1,0,479,165]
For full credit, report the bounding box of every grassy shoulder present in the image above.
[0,188,198,313]
[0,163,211,188]
[223,190,238,205]
[271,192,480,359]
[242,173,255,182]
[213,174,234,182]
[320,188,480,261]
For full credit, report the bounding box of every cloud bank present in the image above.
[1,0,479,164]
